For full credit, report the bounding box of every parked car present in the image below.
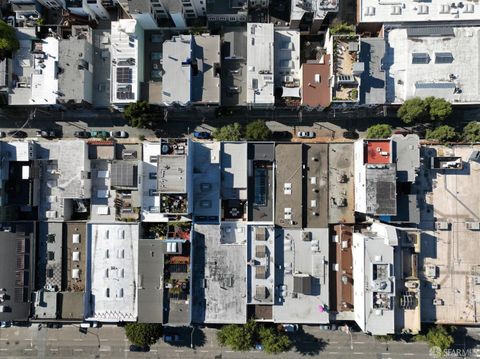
[163,334,181,342]
[282,324,299,332]
[40,129,59,139]
[0,131,6,138]
[7,130,28,138]
[46,323,61,329]
[111,130,128,138]
[91,130,110,139]
[342,131,359,140]
[271,131,293,140]
[319,324,331,331]
[79,327,88,334]
[129,345,150,352]
[74,131,91,139]
[255,343,264,351]
[193,131,211,139]
[0,321,11,328]
[297,131,315,138]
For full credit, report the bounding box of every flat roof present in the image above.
[246,23,274,106]
[39,222,63,290]
[58,27,94,104]
[273,228,330,323]
[291,0,338,21]
[248,143,274,222]
[366,165,397,216]
[386,27,480,104]
[192,34,221,104]
[274,144,303,228]
[366,140,391,164]
[0,224,34,321]
[192,224,247,324]
[274,30,301,87]
[111,161,138,188]
[360,38,386,105]
[60,292,85,319]
[247,226,275,305]
[221,142,247,198]
[328,143,355,224]
[137,239,166,323]
[301,58,331,108]
[157,155,187,193]
[333,225,354,313]
[86,223,139,322]
[221,29,247,106]
[391,134,420,182]
[192,141,221,221]
[359,0,480,23]
[65,222,87,292]
[306,144,328,228]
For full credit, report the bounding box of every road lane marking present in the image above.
[403,354,415,356]
[0,339,8,341]
[74,339,83,341]
[200,350,208,353]
[329,341,338,344]
[225,351,234,353]
[48,338,57,341]
[0,349,8,351]
[150,349,157,353]
[353,352,364,355]
[73,349,83,352]
[50,349,58,351]
[24,348,33,351]
[100,339,109,342]
[354,341,366,344]
[174,350,185,352]
[24,338,32,341]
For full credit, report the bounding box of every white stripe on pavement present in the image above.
[353,352,364,355]
[74,338,83,341]
[48,338,57,341]
[404,354,415,356]
[0,349,8,351]
[73,349,83,352]
[100,339,109,342]
[50,349,58,351]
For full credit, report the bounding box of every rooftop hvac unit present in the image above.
[466,222,480,231]
[302,231,312,241]
[435,221,450,231]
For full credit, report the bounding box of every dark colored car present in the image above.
[47,323,61,329]
[40,129,59,139]
[193,131,211,139]
[7,130,28,138]
[91,130,110,138]
[0,131,6,138]
[74,131,91,139]
[79,327,88,334]
[271,131,293,140]
[129,345,150,352]
[154,129,163,138]
[342,131,359,140]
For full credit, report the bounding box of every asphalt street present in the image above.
[0,324,440,359]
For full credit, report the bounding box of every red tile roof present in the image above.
[366,140,391,164]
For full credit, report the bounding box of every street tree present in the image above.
[258,326,292,354]
[427,97,452,122]
[463,122,480,142]
[217,321,257,351]
[397,97,427,124]
[245,120,271,141]
[0,20,19,59]
[124,323,163,346]
[415,326,454,353]
[426,125,458,143]
[366,124,392,139]
[124,101,150,128]
[213,123,243,141]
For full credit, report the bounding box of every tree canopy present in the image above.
[213,123,242,141]
[397,97,452,124]
[124,323,163,346]
[329,22,355,35]
[366,124,392,139]
[245,120,271,141]
[124,101,150,128]
[0,20,19,57]
[217,321,292,354]
[426,125,458,143]
[463,122,480,143]
[415,326,455,353]
[258,326,292,354]
[397,97,428,124]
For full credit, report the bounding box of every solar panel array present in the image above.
[116,67,133,84]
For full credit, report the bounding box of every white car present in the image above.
[297,131,315,138]
[282,324,298,332]
[0,321,11,328]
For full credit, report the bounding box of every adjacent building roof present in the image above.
[385,27,480,104]
[391,134,420,182]
[359,38,386,105]
[221,29,247,106]
[365,164,397,216]
[111,161,138,188]
[86,223,139,322]
[359,0,480,23]
[291,0,338,23]
[221,142,247,198]
[274,30,301,87]
[137,239,166,323]
[301,57,331,108]
[246,23,274,107]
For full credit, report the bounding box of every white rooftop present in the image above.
[247,23,274,107]
[291,0,338,21]
[86,223,139,322]
[221,142,247,198]
[359,0,480,23]
[274,30,301,87]
[110,19,142,106]
[385,27,480,104]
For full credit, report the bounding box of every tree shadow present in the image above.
[290,330,327,356]
[453,327,480,352]
[162,325,206,348]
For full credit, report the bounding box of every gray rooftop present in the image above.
[366,165,397,216]
[207,0,247,14]
[111,161,138,188]
[192,142,221,222]
[38,222,63,291]
[360,38,386,105]
[157,155,187,193]
[58,27,94,104]
[306,144,328,228]
[221,142,247,199]
[275,144,303,228]
[60,292,84,319]
[388,194,420,224]
[0,224,34,321]
[391,134,420,182]
[137,239,166,323]
[273,228,330,324]
[221,29,247,106]
[192,224,247,324]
